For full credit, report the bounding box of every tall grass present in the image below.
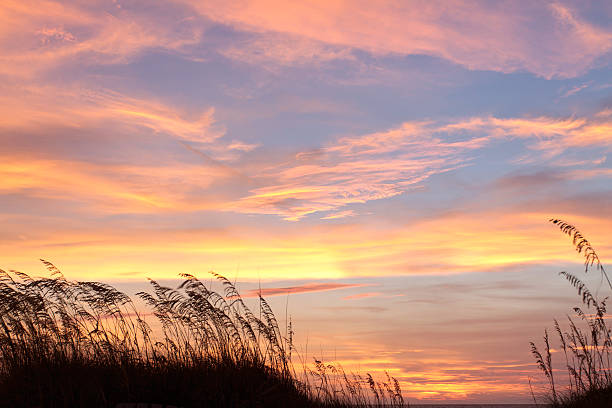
[0,262,405,407]
[531,219,612,407]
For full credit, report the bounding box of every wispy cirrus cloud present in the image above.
[0,0,203,78]
[342,292,383,300]
[242,282,368,298]
[219,32,354,70]
[230,113,612,220]
[3,79,609,223]
[230,122,471,220]
[185,0,612,78]
[0,86,222,144]
[4,1,609,80]
[0,83,256,215]
[559,83,590,98]
[0,155,234,214]
[320,210,356,220]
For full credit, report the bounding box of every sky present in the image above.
[1,0,612,403]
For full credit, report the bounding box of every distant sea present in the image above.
[410,405,539,408]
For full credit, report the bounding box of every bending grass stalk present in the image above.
[0,262,405,407]
[531,219,612,407]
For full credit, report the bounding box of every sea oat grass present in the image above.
[531,219,612,407]
[0,263,405,408]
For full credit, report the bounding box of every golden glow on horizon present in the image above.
[2,210,609,281]
[307,356,537,401]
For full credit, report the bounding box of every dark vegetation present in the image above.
[531,219,612,407]
[0,263,405,407]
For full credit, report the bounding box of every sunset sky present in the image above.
[2,0,612,403]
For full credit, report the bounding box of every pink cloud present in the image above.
[3,1,610,79]
[342,292,383,300]
[559,83,590,98]
[184,0,612,78]
[242,282,368,298]
[0,0,203,78]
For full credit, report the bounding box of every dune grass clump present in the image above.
[530,219,612,407]
[0,262,405,407]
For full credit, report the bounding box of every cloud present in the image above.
[184,0,612,78]
[493,170,568,191]
[0,85,222,144]
[3,1,610,79]
[219,31,354,70]
[342,292,383,300]
[230,113,612,220]
[319,305,389,313]
[230,122,470,220]
[0,82,257,216]
[321,210,356,220]
[0,0,203,78]
[559,83,590,98]
[0,155,235,214]
[493,167,612,193]
[242,282,367,298]
[2,193,610,282]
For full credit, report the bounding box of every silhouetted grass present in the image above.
[0,262,405,407]
[530,219,612,407]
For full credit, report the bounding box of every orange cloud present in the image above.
[184,0,612,78]
[0,155,235,214]
[0,81,257,216]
